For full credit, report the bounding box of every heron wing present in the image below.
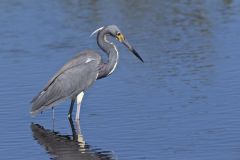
[44,50,100,91]
[31,50,101,115]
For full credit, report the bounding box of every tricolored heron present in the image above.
[31,25,144,120]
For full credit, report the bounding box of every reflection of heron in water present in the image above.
[31,119,115,160]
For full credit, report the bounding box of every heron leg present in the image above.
[52,107,55,130]
[68,98,76,118]
[75,92,84,121]
[52,107,55,120]
[75,119,85,147]
[68,117,77,140]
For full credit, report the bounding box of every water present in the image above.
[0,0,240,159]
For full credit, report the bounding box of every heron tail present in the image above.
[31,91,49,116]
[31,90,59,116]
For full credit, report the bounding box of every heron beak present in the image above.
[122,39,144,63]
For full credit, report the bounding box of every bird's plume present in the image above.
[90,26,104,37]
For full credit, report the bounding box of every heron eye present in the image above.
[116,32,121,36]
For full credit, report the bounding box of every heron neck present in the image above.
[97,31,119,79]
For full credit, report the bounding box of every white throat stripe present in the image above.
[108,46,119,76]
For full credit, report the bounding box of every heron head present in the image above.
[91,25,144,63]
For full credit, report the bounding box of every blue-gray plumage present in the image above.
[31,25,144,120]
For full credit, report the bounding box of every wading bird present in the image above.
[31,25,144,120]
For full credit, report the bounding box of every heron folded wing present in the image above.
[31,54,100,116]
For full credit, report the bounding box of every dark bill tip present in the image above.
[132,48,144,63]
[122,40,144,63]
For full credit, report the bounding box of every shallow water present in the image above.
[0,0,240,159]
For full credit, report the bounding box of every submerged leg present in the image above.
[68,98,76,118]
[52,107,55,130]
[52,107,55,120]
[75,119,86,148]
[68,117,77,140]
[75,92,84,120]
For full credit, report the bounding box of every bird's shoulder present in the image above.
[72,50,101,61]
[61,50,101,70]
[42,50,101,91]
